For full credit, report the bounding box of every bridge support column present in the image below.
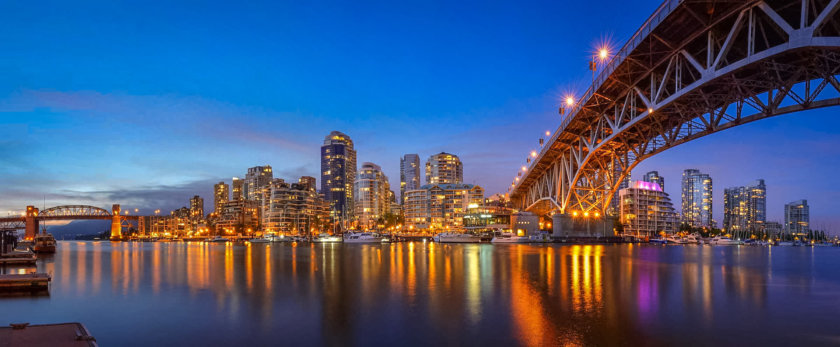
[552,213,615,239]
[110,204,122,241]
[24,206,39,240]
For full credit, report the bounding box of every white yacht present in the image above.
[343,232,381,243]
[313,233,342,243]
[207,236,230,243]
[709,236,742,245]
[682,234,701,244]
[491,233,530,244]
[248,237,270,243]
[436,232,482,243]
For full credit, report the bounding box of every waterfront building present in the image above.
[216,199,261,235]
[511,212,540,236]
[400,154,421,204]
[213,182,229,215]
[169,207,192,235]
[463,204,512,232]
[765,221,783,238]
[232,177,244,201]
[619,181,678,236]
[353,162,390,230]
[244,166,273,201]
[723,179,766,233]
[189,196,204,221]
[263,176,330,235]
[425,152,463,185]
[642,171,665,191]
[784,199,809,236]
[404,183,484,231]
[681,169,713,228]
[321,131,357,220]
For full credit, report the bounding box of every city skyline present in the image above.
[1,1,839,230]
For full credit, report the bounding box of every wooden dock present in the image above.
[0,322,97,347]
[0,256,37,266]
[0,273,50,291]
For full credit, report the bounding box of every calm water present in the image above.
[2,241,840,346]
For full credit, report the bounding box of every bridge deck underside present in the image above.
[513,0,840,215]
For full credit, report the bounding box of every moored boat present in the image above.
[709,236,742,245]
[436,232,482,243]
[343,232,381,243]
[32,233,56,253]
[207,236,230,243]
[491,233,530,243]
[313,233,342,243]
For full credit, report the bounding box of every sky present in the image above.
[0,1,838,231]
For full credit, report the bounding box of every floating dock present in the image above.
[0,256,37,266]
[0,322,97,347]
[0,273,50,291]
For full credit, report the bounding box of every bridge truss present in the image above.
[39,205,113,219]
[512,0,840,215]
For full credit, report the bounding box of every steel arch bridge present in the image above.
[511,0,840,216]
[38,205,113,220]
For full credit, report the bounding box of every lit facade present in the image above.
[425,152,463,185]
[244,165,273,201]
[213,182,229,215]
[784,199,809,236]
[404,183,484,231]
[643,171,665,191]
[463,205,512,232]
[681,169,713,227]
[353,162,390,230]
[216,199,260,235]
[320,131,357,220]
[400,154,421,205]
[723,179,766,233]
[619,181,678,236]
[232,177,244,201]
[263,176,330,235]
[189,195,204,221]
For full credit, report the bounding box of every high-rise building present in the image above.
[723,179,766,233]
[619,181,678,236]
[263,177,330,234]
[609,170,631,216]
[232,177,244,201]
[784,199,809,236]
[189,196,204,221]
[354,162,390,229]
[213,182,229,215]
[425,152,463,185]
[244,166,273,201]
[681,169,713,228]
[321,131,357,219]
[216,199,260,235]
[642,171,665,191]
[400,154,421,205]
[404,183,484,231]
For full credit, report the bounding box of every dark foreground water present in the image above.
[2,241,840,346]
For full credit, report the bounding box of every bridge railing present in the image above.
[518,0,682,190]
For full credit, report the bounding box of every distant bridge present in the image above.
[0,204,137,240]
[511,0,840,218]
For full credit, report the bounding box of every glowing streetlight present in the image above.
[565,96,575,106]
[521,166,527,172]
[530,150,537,158]
[545,130,551,137]
[598,48,609,61]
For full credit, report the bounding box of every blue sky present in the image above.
[1,1,838,231]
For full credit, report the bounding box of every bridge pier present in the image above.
[110,204,122,240]
[24,206,39,241]
[552,214,615,238]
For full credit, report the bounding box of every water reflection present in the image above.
[2,242,839,346]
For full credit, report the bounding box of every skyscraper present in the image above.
[354,162,390,229]
[425,152,463,185]
[232,177,244,201]
[213,182,229,215]
[642,171,665,191]
[784,199,809,236]
[321,131,357,219]
[189,195,204,221]
[400,154,421,205]
[681,169,713,227]
[244,166,273,201]
[723,179,766,233]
